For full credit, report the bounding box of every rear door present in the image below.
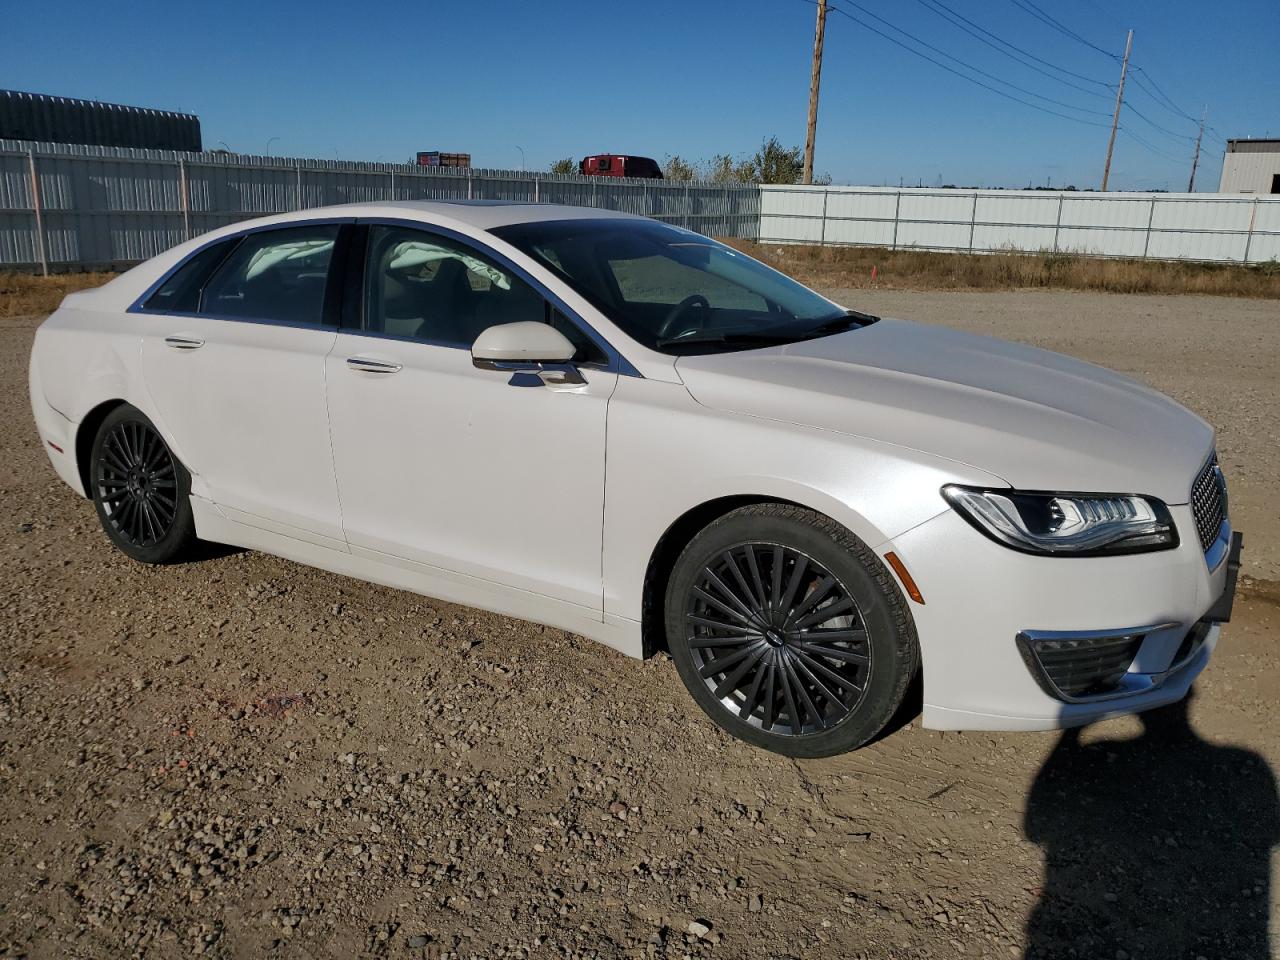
[138,221,351,547]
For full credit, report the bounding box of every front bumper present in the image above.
[888,506,1238,732]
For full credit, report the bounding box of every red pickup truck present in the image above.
[579,155,664,179]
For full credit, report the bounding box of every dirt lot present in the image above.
[1,290,1277,959]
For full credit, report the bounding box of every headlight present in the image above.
[941,485,1178,556]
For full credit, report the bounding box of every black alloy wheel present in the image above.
[666,503,919,757]
[90,405,198,564]
[95,419,179,547]
[686,542,871,735]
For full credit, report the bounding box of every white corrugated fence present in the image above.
[760,184,1280,265]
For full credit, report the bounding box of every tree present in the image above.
[549,157,577,176]
[706,153,756,184]
[699,138,805,184]
[663,155,698,181]
[750,136,805,185]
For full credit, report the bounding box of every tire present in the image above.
[90,404,199,565]
[665,503,919,758]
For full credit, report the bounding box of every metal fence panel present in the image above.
[1060,194,1151,229]
[9,140,1277,272]
[0,139,760,272]
[472,173,537,202]
[761,184,1280,265]
[0,151,36,265]
[1057,225,1150,258]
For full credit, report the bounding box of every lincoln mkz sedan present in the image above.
[29,201,1241,756]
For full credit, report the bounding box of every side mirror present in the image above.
[471,321,585,386]
[472,321,576,363]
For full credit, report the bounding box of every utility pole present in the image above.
[802,0,828,185]
[1100,29,1133,192]
[1188,105,1207,192]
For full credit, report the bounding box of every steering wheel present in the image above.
[657,294,712,341]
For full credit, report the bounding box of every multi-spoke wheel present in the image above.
[666,503,919,757]
[90,405,198,564]
[687,543,871,735]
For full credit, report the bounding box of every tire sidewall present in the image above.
[665,508,915,758]
[91,405,196,564]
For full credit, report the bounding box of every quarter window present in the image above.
[144,238,239,313]
[362,225,603,362]
[200,225,339,325]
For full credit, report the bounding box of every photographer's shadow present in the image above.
[1024,692,1278,959]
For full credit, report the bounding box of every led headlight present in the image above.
[941,485,1178,556]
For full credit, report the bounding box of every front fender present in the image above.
[602,376,1003,623]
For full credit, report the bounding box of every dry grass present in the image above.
[726,241,1280,299]
[0,271,116,319]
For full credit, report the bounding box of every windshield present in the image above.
[491,219,875,355]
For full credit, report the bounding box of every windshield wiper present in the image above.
[656,331,801,349]
[799,310,880,339]
[657,311,879,350]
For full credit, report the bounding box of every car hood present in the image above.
[674,318,1212,505]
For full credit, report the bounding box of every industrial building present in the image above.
[1218,139,1280,194]
[0,89,201,151]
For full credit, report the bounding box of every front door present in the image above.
[324,224,618,610]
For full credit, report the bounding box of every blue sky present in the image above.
[4,0,1276,190]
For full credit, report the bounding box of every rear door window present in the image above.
[200,225,339,325]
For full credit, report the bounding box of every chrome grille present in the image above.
[1190,454,1227,553]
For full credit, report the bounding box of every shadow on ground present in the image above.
[1024,692,1278,959]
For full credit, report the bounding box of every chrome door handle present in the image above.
[164,335,204,350]
[346,357,402,374]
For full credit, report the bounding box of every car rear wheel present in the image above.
[90,405,198,564]
[665,503,919,758]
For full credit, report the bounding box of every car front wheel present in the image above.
[90,404,198,564]
[665,503,920,758]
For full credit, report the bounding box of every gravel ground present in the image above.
[2,290,1277,959]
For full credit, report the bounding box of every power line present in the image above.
[912,0,1116,97]
[1129,68,1228,148]
[838,0,1113,115]
[1125,100,1199,144]
[812,0,1113,121]
[1120,127,1191,165]
[1129,66,1199,122]
[1205,126,1230,147]
[791,0,1207,176]
[1127,69,1228,147]
[781,0,1227,190]
[1007,0,1120,59]
[1128,69,1198,124]
[1074,0,1125,32]
[1004,4,1227,151]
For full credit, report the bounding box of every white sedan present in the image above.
[29,201,1240,757]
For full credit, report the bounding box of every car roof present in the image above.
[82,201,653,315]
[249,200,648,232]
